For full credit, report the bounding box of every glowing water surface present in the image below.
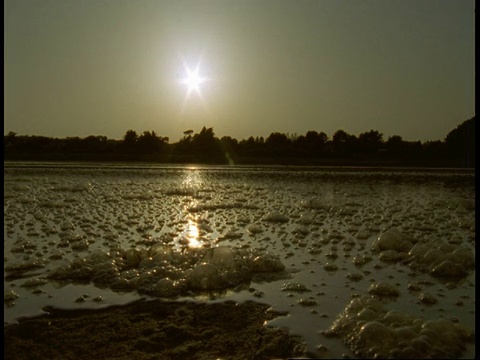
[4,163,475,358]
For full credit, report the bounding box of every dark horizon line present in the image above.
[4,114,476,145]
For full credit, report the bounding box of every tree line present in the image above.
[3,116,475,168]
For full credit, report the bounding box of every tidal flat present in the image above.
[4,163,475,359]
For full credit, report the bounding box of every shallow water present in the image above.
[4,163,475,358]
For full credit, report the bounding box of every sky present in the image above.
[4,0,475,143]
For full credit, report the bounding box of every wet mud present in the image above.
[4,299,305,360]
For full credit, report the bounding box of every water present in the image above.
[4,163,475,358]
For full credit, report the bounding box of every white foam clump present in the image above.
[323,263,338,272]
[189,203,250,213]
[292,225,310,236]
[164,186,197,196]
[247,224,264,234]
[151,277,182,297]
[5,259,46,279]
[352,254,372,267]
[17,195,36,204]
[368,282,400,298]
[186,263,229,291]
[418,292,438,305]
[51,182,93,193]
[20,277,48,288]
[48,245,286,297]
[297,213,315,225]
[455,198,475,211]
[409,244,475,277]
[262,212,289,223]
[4,290,19,303]
[281,282,311,292]
[372,228,415,253]
[355,230,369,240]
[122,191,154,201]
[322,295,474,359]
[203,246,237,270]
[38,199,65,209]
[373,228,475,277]
[378,249,404,262]
[301,197,326,210]
[298,297,317,306]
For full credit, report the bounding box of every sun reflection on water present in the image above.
[175,169,206,249]
[182,168,203,189]
[186,219,202,248]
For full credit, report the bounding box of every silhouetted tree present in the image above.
[82,135,108,153]
[238,136,264,158]
[3,118,475,167]
[172,127,225,163]
[332,130,358,158]
[122,130,138,153]
[385,135,405,160]
[191,127,215,152]
[422,140,445,165]
[4,132,17,152]
[183,129,194,139]
[404,141,423,164]
[137,130,163,154]
[220,136,240,163]
[304,130,328,157]
[265,132,290,157]
[358,130,384,156]
[123,130,138,143]
[63,137,83,153]
[444,117,475,167]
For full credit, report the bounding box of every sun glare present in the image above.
[177,55,213,112]
[183,68,204,93]
[185,219,202,248]
[181,61,207,97]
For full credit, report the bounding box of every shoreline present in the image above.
[4,160,475,173]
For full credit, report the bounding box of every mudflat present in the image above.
[4,299,305,360]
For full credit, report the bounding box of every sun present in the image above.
[177,55,213,111]
[180,61,207,97]
[183,67,205,93]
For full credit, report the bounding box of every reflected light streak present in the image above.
[181,168,203,189]
[186,219,202,248]
[178,169,205,249]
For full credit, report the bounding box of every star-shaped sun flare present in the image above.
[181,63,207,97]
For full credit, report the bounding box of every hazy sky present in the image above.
[4,0,475,142]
